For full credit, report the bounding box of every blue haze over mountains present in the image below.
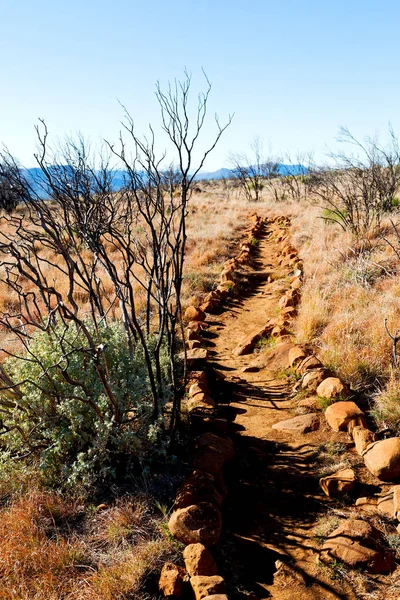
[22,164,306,197]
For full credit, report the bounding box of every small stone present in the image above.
[179,349,209,367]
[192,433,234,475]
[175,471,223,509]
[377,492,395,517]
[352,426,375,455]
[159,562,187,597]
[185,306,206,322]
[271,413,319,434]
[183,543,218,577]
[325,401,365,432]
[190,575,226,600]
[288,347,307,367]
[319,468,356,497]
[317,377,350,400]
[302,369,330,392]
[168,503,222,547]
[296,355,323,374]
[393,485,400,519]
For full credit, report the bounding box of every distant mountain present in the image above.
[194,164,307,181]
[20,164,308,197]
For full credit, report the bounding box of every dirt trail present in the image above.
[207,220,356,600]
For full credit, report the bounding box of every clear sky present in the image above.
[1,0,400,170]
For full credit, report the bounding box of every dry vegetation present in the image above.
[0,182,254,599]
[2,168,400,596]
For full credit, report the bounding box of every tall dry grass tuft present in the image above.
[0,490,180,600]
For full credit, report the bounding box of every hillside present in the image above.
[1,177,400,599]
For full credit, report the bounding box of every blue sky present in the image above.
[1,0,400,170]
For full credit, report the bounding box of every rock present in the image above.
[325,401,365,432]
[233,324,273,356]
[319,468,356,497]
[180,348,209,367]
[175,471,223,509]
[191,416,228,436]
[355,497,379,513]
[168,503,222,546]
[188,321,209,332]
[202,596,229,600]
[220,267,235,283]
[296,355,322,374]
[271,413,319,434]
[278,294,295,309]
[189,383,209,397]
[298,397,319,410]
[317,377,350,400]
[159,562,187,597]
[185,306,206,322]
[288,346,306,367]
[186,371,209,391]
[190,575,226,600]
[192,433,234,475]
[291,277,302,290]
[393,485,400,519]
[377,492,395,517]
[183,543,218,577]
[302,369,331,392]
[188,340,202,350]
[187,329,202,341]
[322,519,395,573]
[352,426,375,455]
[187,394,216,413]
[363,438,400,481]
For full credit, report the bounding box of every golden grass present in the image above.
[0,490,179,600]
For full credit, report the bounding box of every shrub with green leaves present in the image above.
[0,321,171,489]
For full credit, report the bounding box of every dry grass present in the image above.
[0,490,180,600]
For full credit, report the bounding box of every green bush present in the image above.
[0,322,171,490]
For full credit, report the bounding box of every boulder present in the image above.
[363,438,400,481]
[192,433,234,475]
[183,543,218,577]
[159,562,187,597]
[302,369,331,392]
[271,413,319,434]
[168,503,222,546]
[190,575,226,600]
[322,519,395,573]
[352,426,375,455]
[317,377,350,400]
[325,401,365,432]
[319,468,356,497]
[185,306,206,322]
[296,355,323,374]
[175,471,223,509]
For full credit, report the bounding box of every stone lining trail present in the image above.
[206,219,357,599]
